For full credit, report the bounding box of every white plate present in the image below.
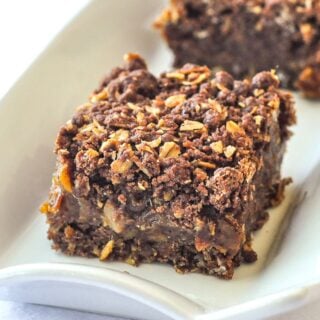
[0,1,320,319]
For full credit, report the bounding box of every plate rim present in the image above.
[0,262,204,320]
[1,262,320,319]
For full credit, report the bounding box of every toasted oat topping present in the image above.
[54,54,295,224]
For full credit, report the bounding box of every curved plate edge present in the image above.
[0,263,204,320]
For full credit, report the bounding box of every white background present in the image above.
[0,1,318,319]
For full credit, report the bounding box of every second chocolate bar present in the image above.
[156,0,320,98]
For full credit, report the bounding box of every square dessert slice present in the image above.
[41,53,296,279]
[155,0,320,98]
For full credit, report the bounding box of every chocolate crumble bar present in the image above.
[156,0,320,98]
[41,53,296,279]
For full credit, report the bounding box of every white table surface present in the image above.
[0,1,318,319]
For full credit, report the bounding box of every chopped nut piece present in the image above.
[159,141,181,158]
[39,202,50,214]
[127,102,141,112]
[132,156,152,177]
[180,66,211,86]
[59,164,72,192]
[138,181,146,190]
[157,6,181,25]
[197,161,216,169]
[253,88,264,97]
[173,209,183,219]
[100,240,115,261]
[136,112,145,124]
[165,94,186,108]
[249,5,262,14]
[216,83,227,91]
[64,226,75,239]
[97,200,104,208]
[268,97,280,109]
[194,218,205,232]
[146,105,160,116]
[195,236,210,252]
[224,145,237,158]
[183,73,208,86]
[45,183,63,214]
[136,143,154,153]
[90,89,108,103]
[208,99,223,112]
[208,223,216,236]
[226,121,245,135]
[254,115,264,126]
[194,168,208,181]
[180,120,204,131]
[211,141,224,154]
[239,158,257,182]
[110,129,129,142]
[103,202,126,233]
[194,30,209,39]
[157,119,165,128]
[125,256,137,266]
[300,23,314,44]
[85,148,99,158]
[163,191,174,201]
[111,159,133,174]
[65,120,74,131]
[100,139,118,152]
[79,120,105,135]
[124,52,142,63]
[145,137,162,148]
[166,71,185,80]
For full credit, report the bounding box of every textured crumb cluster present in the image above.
[42,54,295,279]
[156,0,320,98]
